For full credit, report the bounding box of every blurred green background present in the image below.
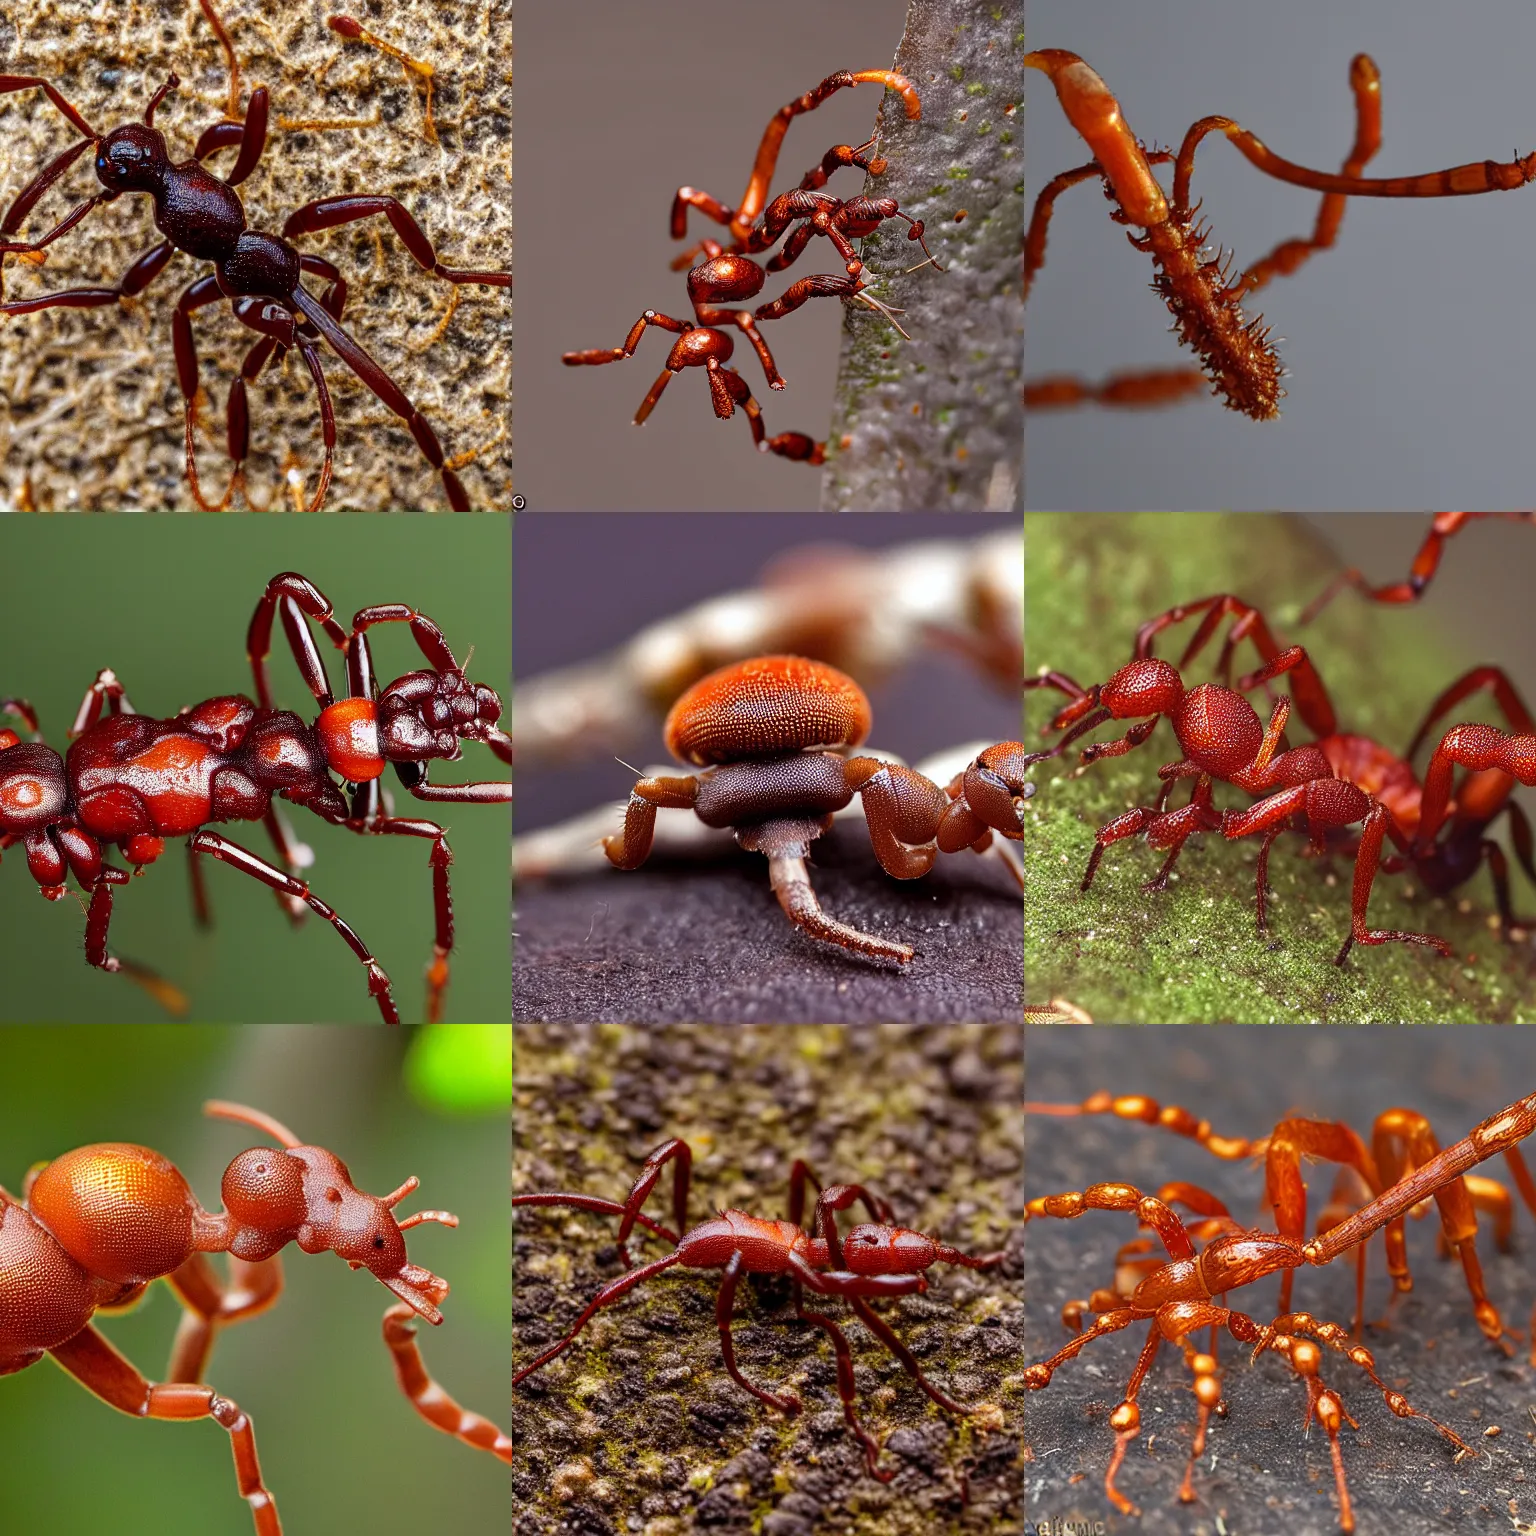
[0,1024,509,1534]
[0,518,510,1023]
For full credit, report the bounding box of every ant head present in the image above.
[222,1144,455,1323]
[95,123,167,194]
[374,669,505,766]
[841,1223,937,1275]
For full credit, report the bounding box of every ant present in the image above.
[602,654,1026,964]
[0,0,509,510]
[513,1137,1007,1483]
[563,71,938,465]
[1025,593,1536,962]
[1023,48,1536,420]
[1025,1089,1536,1531]
[2,1098,510,1536]
[0,571,511,1024]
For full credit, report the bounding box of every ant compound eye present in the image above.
[374,1235,385,1249]
[222,1148,308,1233]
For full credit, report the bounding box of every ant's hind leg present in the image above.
[281,196,510,286]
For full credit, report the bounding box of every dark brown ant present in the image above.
[0,573,511,1024]
[0,2,509,510]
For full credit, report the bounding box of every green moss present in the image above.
[1024,512,1536,1023]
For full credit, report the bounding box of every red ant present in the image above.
[1024,593,1536,961]
[0,1,509,510]
[0,572,510,1024]
[1025,1089,1536,1530]
[2,1098,509,1536]
[562,71,938,465]
[513,1137,1008,1482]
[602,654,1026,963]
[1023,48,1536,419]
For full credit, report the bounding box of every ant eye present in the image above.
[373,1235,385,1249]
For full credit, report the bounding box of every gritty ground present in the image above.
[514,1023,1023,1534]
[1025,1026,1536,1536]
[0,0,510,510]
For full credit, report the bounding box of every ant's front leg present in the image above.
[0,239,176,318]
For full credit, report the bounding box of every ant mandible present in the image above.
[1025,1090,1536,1530]
[603,655,1026,963]
[514,1138,1007,1482]
[0,571,511,1024]
[1,1099,509,1536]
[0,1,509,510]
[563,71,938,465]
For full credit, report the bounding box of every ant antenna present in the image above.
[144,74,180,128]
[398,1208,459,1232]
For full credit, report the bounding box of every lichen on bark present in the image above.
[821,0,1022,512]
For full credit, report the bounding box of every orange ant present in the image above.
[0,1099,509,1536]
[1025,1090,1536,1531]
[1023,49,1536,420]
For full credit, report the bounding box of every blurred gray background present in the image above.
[1024,2,1536,510]
[514,0,909,510]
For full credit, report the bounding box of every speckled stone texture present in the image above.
[822,0,1023,512]
[0,0,510,510]
[1026,1026,1536,1535]
[514,1022,1023,1534]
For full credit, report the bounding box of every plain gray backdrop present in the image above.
[1024,2,1536,510]
[515,0,911,509]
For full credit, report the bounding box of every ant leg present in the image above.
[0,74,97,137]
[610,1139,693,1266]
[1225,57,1382,301]
[0,239,176,317]
[281,197,509,286]
[0,191,111,256]
[1024,368,1209,411]
[787,1162,893,1234]
[1,137,93,240]
[247,575,348,714]
[380,1273,511,1459]
[601,775,700,869]
[288,286,473,510]
[727,70,920,241]
[48,1325,277,1536]
[195,0,245,122]
[1404,664,1536,761]
[173,275,245,511]
[714,1252,801,1414]
[511,1192,679,1247]
[513,1252,683,1385]
[164,1253,284,1382]
[691,304,786,389]
[1338,805,1453,963]
[842,756,947,878]
[69,668,137,736]
[714,366,824,463]
[1419,725,1536,850]
[791,1295,891,1479]
[82,866,189,1014]
[343,816,454,1024]
[565,310,692,366]
[188,829,400,1024]
[192,85,270,186]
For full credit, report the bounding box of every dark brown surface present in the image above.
[1025,1026,1536,1536]
[514,1022,1023,1534]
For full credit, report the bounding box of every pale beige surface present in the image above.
[0,0,511,511]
